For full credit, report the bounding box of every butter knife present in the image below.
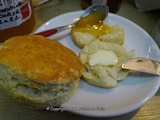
[122,57,160,75]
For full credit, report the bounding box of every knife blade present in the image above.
[122,57,160,75]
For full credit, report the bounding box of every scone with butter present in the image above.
[0,35,82,109]
[80,40,134,88]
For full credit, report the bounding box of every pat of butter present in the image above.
[89,50,118,66]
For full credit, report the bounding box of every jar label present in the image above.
[0,0,32,30]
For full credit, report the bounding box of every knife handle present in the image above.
[34,23,75,37]
[34,29,57,37]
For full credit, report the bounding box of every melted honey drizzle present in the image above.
[72,11,112,36]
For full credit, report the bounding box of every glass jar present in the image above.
[0,0,35,42]
[80,0,122,13]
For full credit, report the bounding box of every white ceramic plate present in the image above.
[35,11,160,117]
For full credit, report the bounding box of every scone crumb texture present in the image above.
[80,40,135,88]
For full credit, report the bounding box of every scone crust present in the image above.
[0,35,82,84]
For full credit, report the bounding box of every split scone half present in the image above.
[71,24,125,48]
[80,40,134,88]
[0,35,82,109]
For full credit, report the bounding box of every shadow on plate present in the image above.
[78,79,113,94]
[119,71,159,86]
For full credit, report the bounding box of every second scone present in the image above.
[80,40,134,88]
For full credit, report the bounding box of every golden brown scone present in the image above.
[0,35,82,108]
[80,40,134,88]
